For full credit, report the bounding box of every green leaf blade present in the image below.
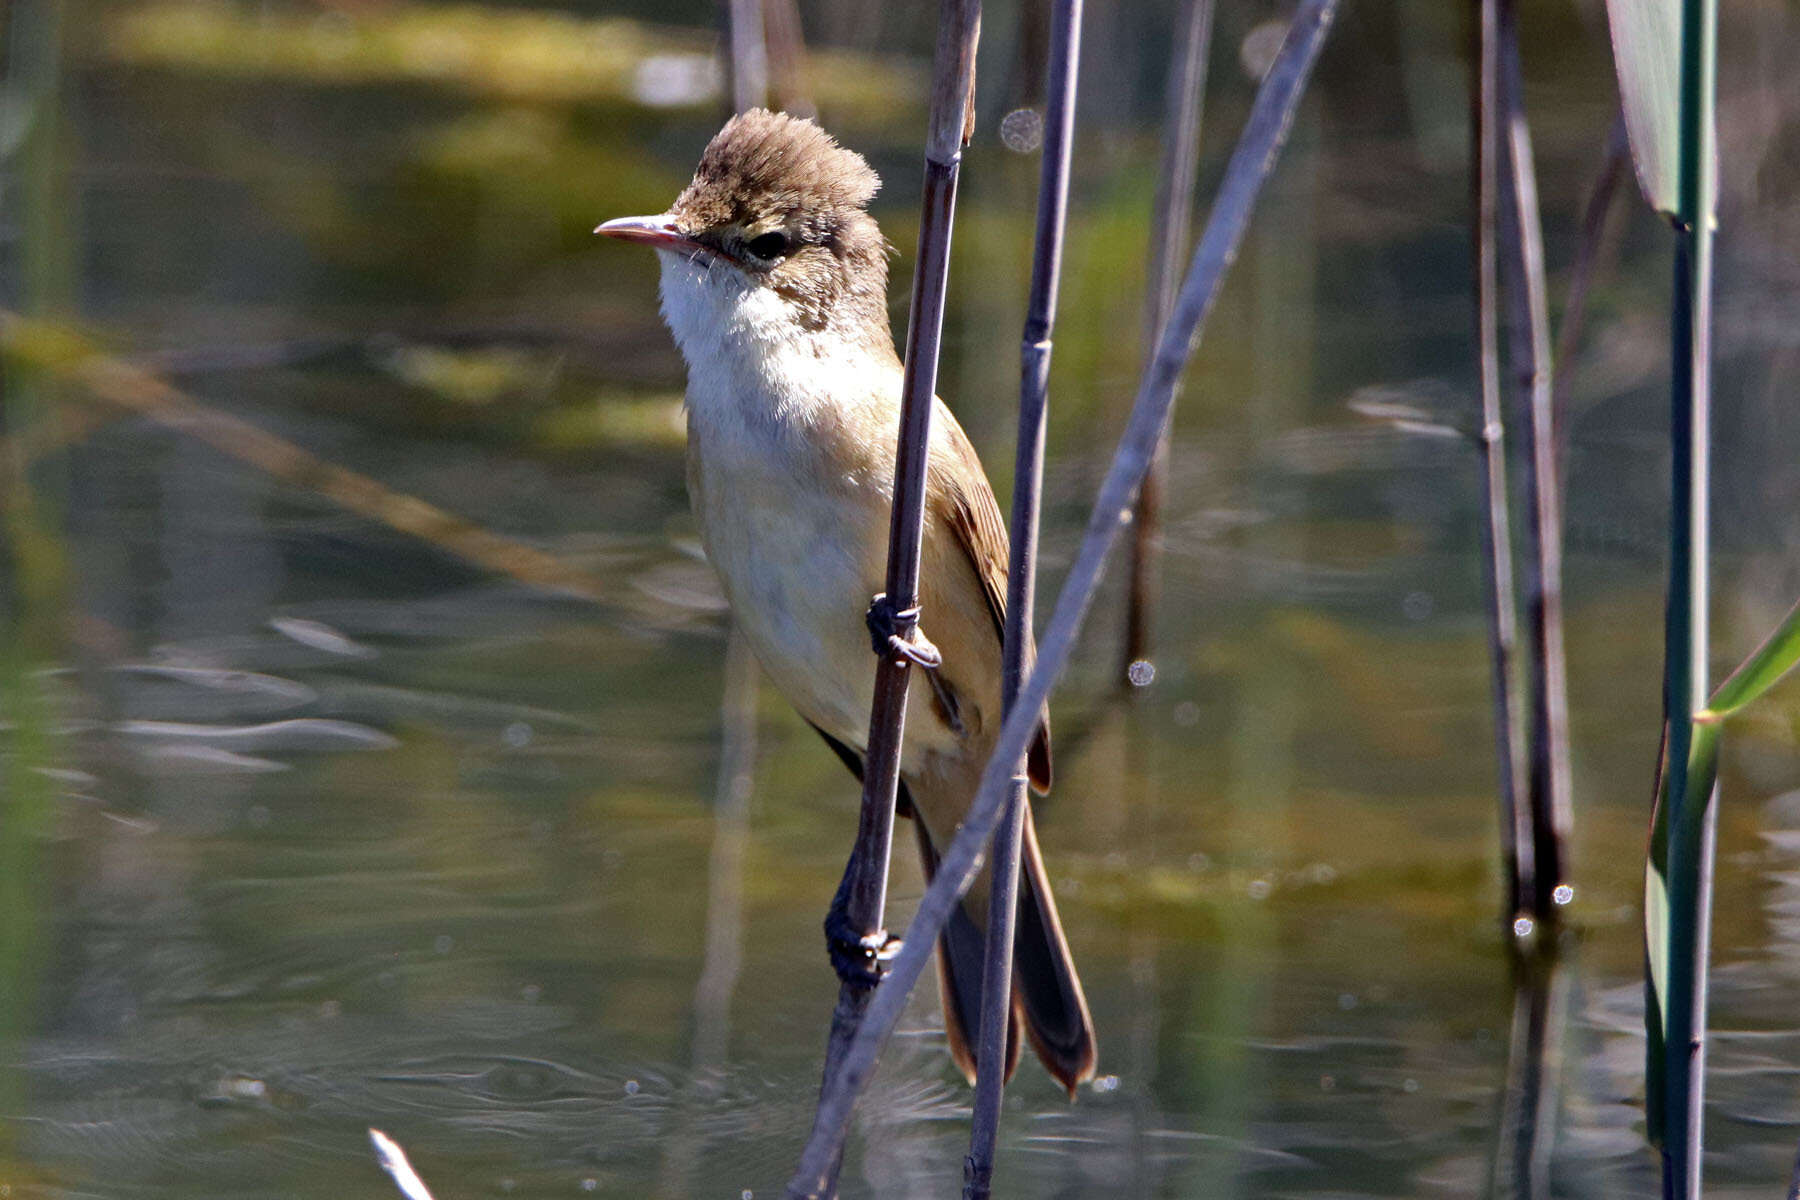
[1603,0,1681,214]
[1700,598,1800,721]
[1643,719,1721,1150]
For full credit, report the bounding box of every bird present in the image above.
[596,108,1096,1095]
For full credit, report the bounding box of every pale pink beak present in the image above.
[594,214,707,256]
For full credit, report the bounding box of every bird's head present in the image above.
[597,109,893,357]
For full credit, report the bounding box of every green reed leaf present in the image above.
[1643,718,1721,1150]
[1698,598,1800,722]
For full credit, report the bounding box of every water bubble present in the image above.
[999,107,1044,153]
[1092,1074,1121,1093]
[320,999,342,1019]
[580,1180,598,1193]
[623,1079,640,1096]
[504,721,533,748]
[742,1191,754,1200]
[1127,659,1156,687]
[1337,992,1357,1011]
[500,1181,516,1193]
[1247,877,1272,901]
[434,934,454,955]
[521,983,542,1003]
[1172,700,1200,727]
[1402,590,1433,621]
[1403,1078,1419,1093]
[1552,883,1574,906]
[1512,916,1534,939]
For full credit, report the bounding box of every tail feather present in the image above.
[909,809,1096,1095]
[1015,810,1098,1095]
[911,818,1022,1084]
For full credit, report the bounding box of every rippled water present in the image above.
[5,1,1800,1197]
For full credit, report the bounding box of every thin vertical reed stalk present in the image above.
[1121,0,1213,685]
[760,0,815,118]
[725,0,769,114]
[962,3,1081,1196]
[1657,0,1717,1191]
[1496,0,1572,921]
[797,5,979,1197]
[784,5,1338,1192]
[1471,0,1530,920]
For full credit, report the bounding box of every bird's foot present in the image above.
[866,593,942,670]
[825,906,901,989]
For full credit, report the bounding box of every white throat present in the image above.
[656,251,881,431]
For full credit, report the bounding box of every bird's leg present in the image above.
[865,593,965,736]
[824,867,902,988]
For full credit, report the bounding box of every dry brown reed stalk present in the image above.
[1495,0,1574,923]
[783,3,1339,1194]
[0,313,608,604]
[962,0,1082,1195]
[1122,0,1213,688]
[1472,0,1531,921]
[795,4,980,1198]
[761,0,815,118]
[725,0,769,114]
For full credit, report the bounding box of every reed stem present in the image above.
[1496,0,1572,920]
[1122,0,1213,685]
[798,4,979,1196]
[1471,0,1530,920]
[725,0,769,113]
[784,4,1338,1192]
[962,2,1081,1195]
[1657,0,1717,1190]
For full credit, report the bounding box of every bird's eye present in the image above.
[745,231,790,261]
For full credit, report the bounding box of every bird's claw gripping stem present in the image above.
[825,905,901,989]
[866,593,942,669]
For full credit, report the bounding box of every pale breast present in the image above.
[663,251,968,760]
[693,432,883,740]
[683,350,907,741]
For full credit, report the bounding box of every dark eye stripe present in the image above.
[745,231,790,260]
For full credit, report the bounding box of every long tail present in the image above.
[910,808,1098,1097]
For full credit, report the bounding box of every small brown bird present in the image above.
[597,109,1095,1093]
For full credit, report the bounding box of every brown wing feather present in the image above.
[931,407,1053,792]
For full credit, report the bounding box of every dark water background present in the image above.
[3,0,1800,1196]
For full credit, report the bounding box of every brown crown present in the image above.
[673,108,881,229]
